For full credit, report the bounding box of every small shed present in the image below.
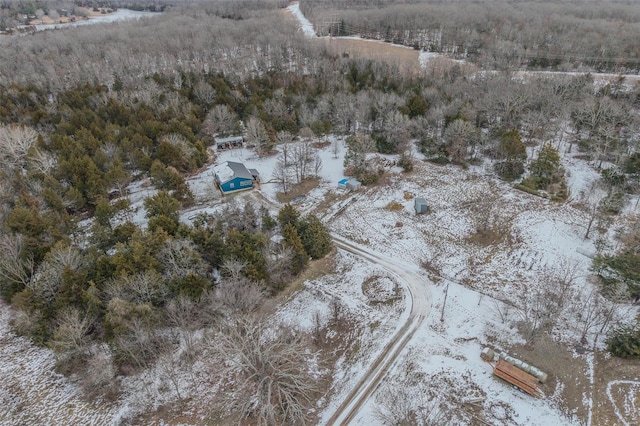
[214,161,258,194]
[215,135,244,151]
[346,179,361,191]
[338,178,349,190]
[414,197,428,214]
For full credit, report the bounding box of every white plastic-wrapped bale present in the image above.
[481,346,496,362]
[498,353,548,383]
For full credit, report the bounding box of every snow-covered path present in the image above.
[325,235,432,424]
[286,2,316,38]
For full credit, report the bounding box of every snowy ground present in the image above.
[1,133,638,424]
[2,5,640,423]
[0,301,123,425]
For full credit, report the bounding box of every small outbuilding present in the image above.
[414,197,428,214]
[215,135,244,151]
[338,178,349,190]
[214,161,259,194]
[346,179,361,191]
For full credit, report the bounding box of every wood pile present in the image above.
[492,359,541,397]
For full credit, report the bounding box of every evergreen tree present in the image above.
[282,223,308,276]
[299,214,333,259]
[260,206,277,232]
[495,130,527,180]
[225,229,269,282]
[144,191,181,235]
[608,322,640,359]
[190,219,226,269]
[277,204,300,231]
[529,143,562,188]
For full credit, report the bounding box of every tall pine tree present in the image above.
[282,223,308,276]
[299,214,333,259]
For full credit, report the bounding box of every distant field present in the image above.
[321,37,422,77]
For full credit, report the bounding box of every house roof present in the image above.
[215,135,243,144]
[214,161,253,183]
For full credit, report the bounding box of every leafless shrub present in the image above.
[166,295,208,358]
[157,238,208,281]
[217,277,265,315]
[110,317,170,371]
[50,308,93,364]
[26,244,83,304]
[0,234,34,293]
[208,318,319,426]
[78,349,118,400]
[374,360,447,426]
[104,270,168,305]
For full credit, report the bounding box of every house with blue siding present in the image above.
[214,161,260,194]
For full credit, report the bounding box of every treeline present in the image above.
[0,0,168,30]
[0,1,299,90]
[301,0,640,72]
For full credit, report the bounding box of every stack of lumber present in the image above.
[492,359,541,397]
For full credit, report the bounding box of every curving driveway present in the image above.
[326,235,432,425]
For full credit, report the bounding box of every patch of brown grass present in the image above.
[312,141,331,149]
[505,335,589,422]
[403,191,414,200]
[275,177,320,203]
[385,200,404,211]
[321,38,422,78]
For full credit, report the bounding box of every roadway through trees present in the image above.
[326,235,432,425]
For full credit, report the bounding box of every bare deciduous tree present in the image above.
[246,116,271,156]
[204,104,238,136]
[208,318,319,426]
[581,180,608,239]
[0,234,34,294]
[292,140,317,183]
[157,238,208,281]
[443,119,478,164]
[193,81,217,107]
[516,260,578,343]
[104,270,168,305]
[50,308,93,362]
[28,148,57,176]
[0,124,38,174]
[27,244,83,304]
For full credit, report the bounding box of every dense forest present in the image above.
[301,0,640,72]
[1,0,640,422]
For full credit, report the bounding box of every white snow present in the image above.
[4,5,637,422]
[0,300,122,425]
[212,161,235,183]
[286,2,317,38]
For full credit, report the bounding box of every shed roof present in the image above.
[415,197,428,205]
[215,135,243,143]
